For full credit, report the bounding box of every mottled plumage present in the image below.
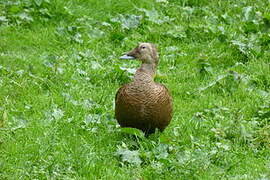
[115,43,173,134]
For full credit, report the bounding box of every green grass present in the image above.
[0,0,270,179]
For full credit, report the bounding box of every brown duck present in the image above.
[115,43,173,134]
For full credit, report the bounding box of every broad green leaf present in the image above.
[117,148,142,165]
[111,14,142,29]
[120,127,145,138]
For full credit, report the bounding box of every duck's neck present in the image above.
[134,63,156,82]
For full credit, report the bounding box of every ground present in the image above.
[0,0,269,179]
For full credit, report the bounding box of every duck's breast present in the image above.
[115,82,172,132]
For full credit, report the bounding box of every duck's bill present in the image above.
[119,55,135,60]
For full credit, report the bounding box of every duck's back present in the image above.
[115,81,172,134]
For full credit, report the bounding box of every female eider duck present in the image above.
[115,43,173,134]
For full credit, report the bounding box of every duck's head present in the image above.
[120,43,159,65]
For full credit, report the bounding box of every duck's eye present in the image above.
[141,46,146,49]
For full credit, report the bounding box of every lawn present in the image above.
[0,0,269,179]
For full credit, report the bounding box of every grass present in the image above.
[0,0,270,179]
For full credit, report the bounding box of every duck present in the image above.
[115,43,173,134]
